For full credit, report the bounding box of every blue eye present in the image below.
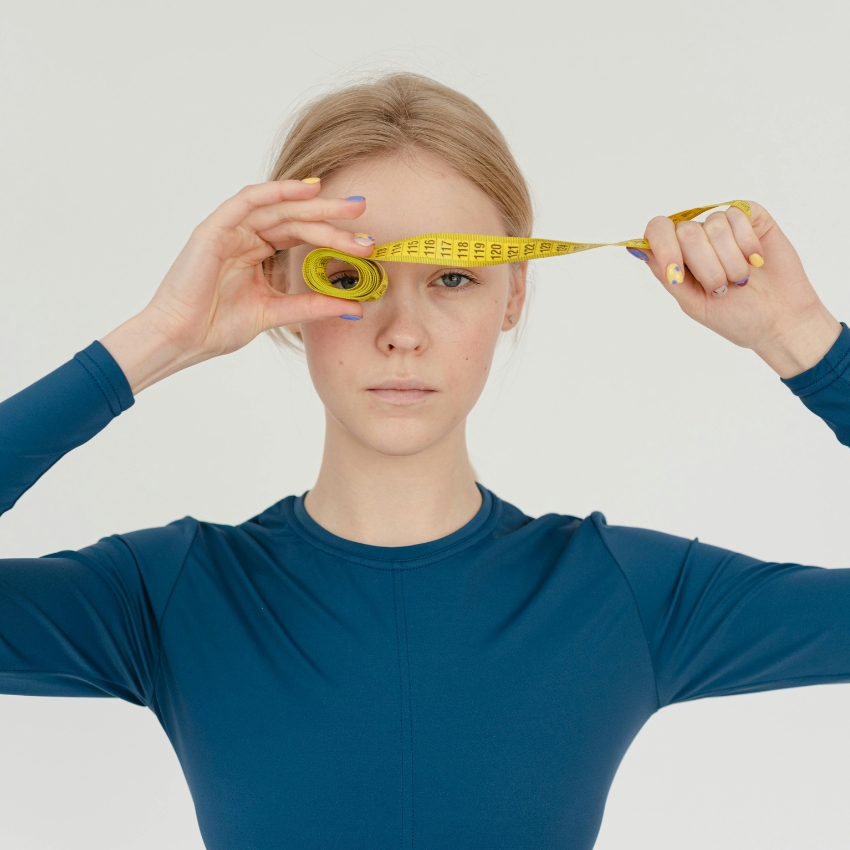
[436,271,481,292]
[328,271,359,290]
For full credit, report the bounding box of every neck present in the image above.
[303,413,482,547]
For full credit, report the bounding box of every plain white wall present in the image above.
[2,1,849,847]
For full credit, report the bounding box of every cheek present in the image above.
[301,322,360,393]
[445,305,503,393]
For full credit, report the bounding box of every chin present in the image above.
[334,413,457,457]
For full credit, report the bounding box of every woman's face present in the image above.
[285,150,527,458]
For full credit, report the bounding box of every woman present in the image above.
[1,72,847,850]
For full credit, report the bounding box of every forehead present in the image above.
[318,150,507,244]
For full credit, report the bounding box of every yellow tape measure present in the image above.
[301,199,752,301]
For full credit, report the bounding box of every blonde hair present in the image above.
[261,71,534,354]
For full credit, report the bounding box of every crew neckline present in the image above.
[284,481,498,569]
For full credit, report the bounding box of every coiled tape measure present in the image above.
[301,199,752,301]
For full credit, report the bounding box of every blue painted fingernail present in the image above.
[626,247,649,261]
[345,195,365,201]
[339,314,361,320]
[733,276,749,286]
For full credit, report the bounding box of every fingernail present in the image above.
[301,177,321,184]
[626,248,649,261]
[339,314,361,320]
[713,284,728,296]
[666,263,684,285]
[748,252,764,267]
[733,276,749,286]
[345,195,365,201]
[353,233,375,246]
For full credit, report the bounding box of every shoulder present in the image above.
[584,510,695,572]
[96,515,203,621]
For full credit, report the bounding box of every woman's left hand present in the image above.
[632,200,842,372]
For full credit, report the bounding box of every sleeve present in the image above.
[0,341,196,706]
[595,320,850,710]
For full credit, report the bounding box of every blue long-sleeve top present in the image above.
[1,325,850,850]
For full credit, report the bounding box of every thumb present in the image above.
[261,290,363,332]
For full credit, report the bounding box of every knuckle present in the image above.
[674,220,701,241]
[702,269,727,289]
[703,211,727,228]
[192,220,224,245]
[645,215,671,234]
[702,217,727,238]
[306,292,331,319]
[292,205,319,221]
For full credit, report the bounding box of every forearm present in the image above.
[753,303,843,380]
[99,311,211,396]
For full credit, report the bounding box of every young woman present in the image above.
[1,72,848,850]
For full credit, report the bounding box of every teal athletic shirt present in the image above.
[1,324,850,850]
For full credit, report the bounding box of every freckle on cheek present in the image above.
[338,361,344,366]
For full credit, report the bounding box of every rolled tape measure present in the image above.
[301,199,752,301]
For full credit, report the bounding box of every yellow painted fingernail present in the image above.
[748,252,764,267]
[300,177,321,184]
[666,263,684,285]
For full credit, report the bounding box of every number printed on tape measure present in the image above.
[302,200,752,301]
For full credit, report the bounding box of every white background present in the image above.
[2,1,849,847]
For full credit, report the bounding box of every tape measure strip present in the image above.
[301,199,752,301]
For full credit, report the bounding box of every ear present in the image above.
[503,261,528,329]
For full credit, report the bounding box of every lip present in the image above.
[368,377,434,390]
[366,389,436,404]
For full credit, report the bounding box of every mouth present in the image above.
[366,375,436,404]
[366,388,436,405]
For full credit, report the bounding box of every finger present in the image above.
[261,290,363,332]
[702,211,751,291]
[247,195,366,233]
[258,219,377,256]
[641,214,687,292]
[203,179,323,231]
[725,205,766,278]
[733,199,775,244]
[675,219,732,297]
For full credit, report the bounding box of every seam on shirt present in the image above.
[0,669,146,705]
[401,573,415,849]
[84,349,124,406]
[74,353,117,414]
[677,670,850,702]
[148,523,200,706]
[281,535,493,572]
[281,495,503,570]
[392,575,404,850]
[591,520,663,712]
[116,521,200,708]
[789,334,850,395]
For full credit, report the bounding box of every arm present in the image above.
[0,179,373,704]
[609,202,850,708]
[0,339,196,704]
[597,321,850,709]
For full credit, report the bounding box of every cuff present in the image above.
[780,321,850,398]
[74,340,135,416]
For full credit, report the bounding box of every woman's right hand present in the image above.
[99,179,373,394]
[140,178,372,358]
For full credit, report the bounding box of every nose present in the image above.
[372,269,430,355]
